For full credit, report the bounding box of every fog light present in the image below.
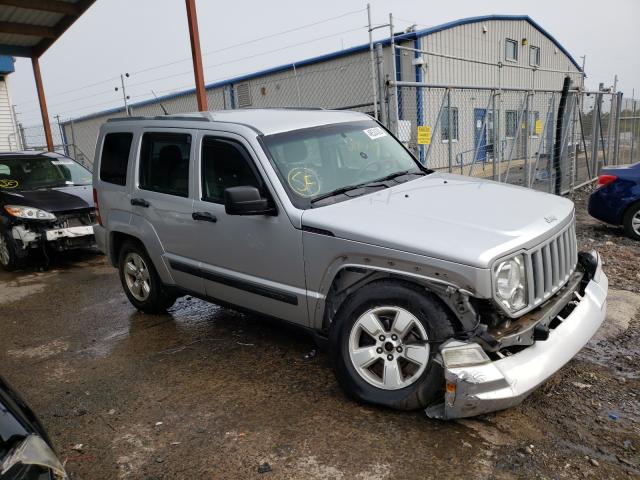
[442,343,490,368]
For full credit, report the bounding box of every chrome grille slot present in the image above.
[526,218,577,309]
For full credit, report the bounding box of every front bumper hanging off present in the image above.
[427,251,608,420]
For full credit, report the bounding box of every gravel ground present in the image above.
[0,190,638,479]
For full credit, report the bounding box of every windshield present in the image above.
[0,155,92,191]
[262,120,423,208]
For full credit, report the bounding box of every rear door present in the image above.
[130,129,203,294]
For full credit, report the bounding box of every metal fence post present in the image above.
[524,92,531,186]
[613,92,623,165]
[491,91,498,181]
[70,119,77,161]
[367,4,378,120]
[632,97,637,164]
[590,92,602,175]
[447,88,453,172]
[18,122,26,150]
[375,43,387,127]
[388,13,400,136]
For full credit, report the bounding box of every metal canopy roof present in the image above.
[0,0,95,58]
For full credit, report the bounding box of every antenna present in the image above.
[151,90,169,115]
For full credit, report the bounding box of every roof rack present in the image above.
[107,115,211,123]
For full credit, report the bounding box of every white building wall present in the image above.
[0,75,19,151]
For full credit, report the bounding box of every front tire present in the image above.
[623,202,640,241]
[0,227,25,271]
[329,280,456,411]
[118,240,176,314]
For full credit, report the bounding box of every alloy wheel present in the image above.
[348,306,430,390]
[633,210,640,236]
[123,252,151,302]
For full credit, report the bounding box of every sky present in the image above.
[10,0,640,127]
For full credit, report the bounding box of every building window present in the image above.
[139,132,191,198]
[99,132,133,186]
[505,39,518,62]
[505,110,517,138]
[441,107,459,141]
[529,111,541,136]
[529,46,540,66]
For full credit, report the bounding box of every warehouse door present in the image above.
[473,108,487,162]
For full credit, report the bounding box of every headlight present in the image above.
[494,255,527,313]
[4,205,56,220]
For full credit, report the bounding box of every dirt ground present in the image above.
[0,189,638,479]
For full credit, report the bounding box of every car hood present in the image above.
[2,185,93,214]
[301,173,575,268]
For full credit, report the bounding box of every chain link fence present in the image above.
[12,43,634,199]
[389,82,631,194]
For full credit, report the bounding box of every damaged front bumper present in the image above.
[11,219,96,253]
[427,251,608,420]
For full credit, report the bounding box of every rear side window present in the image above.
[99,132,133,186]
[201,137,261,203]
[139,132,191,197]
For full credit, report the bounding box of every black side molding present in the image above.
[169,260,298,306]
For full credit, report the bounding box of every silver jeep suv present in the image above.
[92,109,608,419]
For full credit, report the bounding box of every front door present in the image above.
[187,132,308,326]
[473,108,487,162]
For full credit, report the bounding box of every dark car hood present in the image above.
[1,185,93,213]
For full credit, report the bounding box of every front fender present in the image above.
[303,231,492,331]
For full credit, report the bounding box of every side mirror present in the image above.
[224,186,274,216]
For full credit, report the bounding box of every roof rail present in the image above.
[107,115,211,123]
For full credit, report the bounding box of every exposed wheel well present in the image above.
[622,199,640,223]
[322,268,468,334]
[110,232,145,267]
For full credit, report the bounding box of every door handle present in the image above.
[131,198,150,208]
[192,211,217,223]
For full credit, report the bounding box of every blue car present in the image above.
[588,162,640,240]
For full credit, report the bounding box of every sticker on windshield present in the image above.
[287,167,321,198]
[0,179,18,189]
[363,127,387,140]
[52,160,74,165]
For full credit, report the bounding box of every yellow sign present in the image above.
[417,126,431,145]
[534,119,543,136]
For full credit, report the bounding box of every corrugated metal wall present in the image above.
[63,18,582,167]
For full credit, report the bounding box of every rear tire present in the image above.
[0,227,25,272]
[118,240,176,313]
[329,280,456,411]
[622,202,640,241]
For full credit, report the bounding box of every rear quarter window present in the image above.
[100,132,133,186]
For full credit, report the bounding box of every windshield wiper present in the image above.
[368,169,425,184]
[310,182,385,204]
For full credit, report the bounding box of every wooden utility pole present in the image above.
[185,0,208,111]
[31,56,54,151]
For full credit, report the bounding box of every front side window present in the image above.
[201,137,261,203]
[100,132,133,186]
[0,155,91,191]
[139,132,191,197]
[529,46,540,66]
[262,121,422,208]
[506,111,517,138]
[505,39,518,61]
[441,107,459,141]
